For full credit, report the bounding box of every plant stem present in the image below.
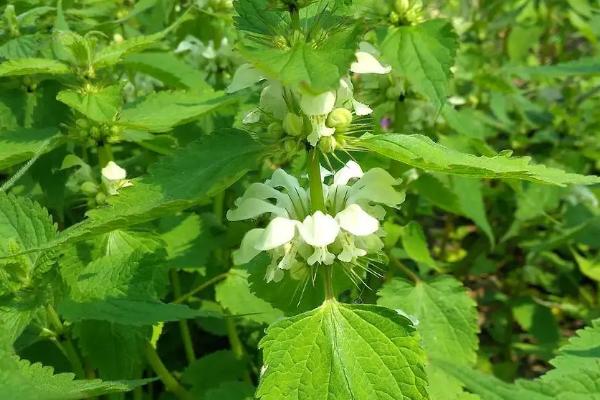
[391,257,420,283]
[323,266,335,301]
[144,342,191,400]
[226,319,245,360]
[46,305,86,378]
[170,270,196,363]
[308,148,325,212]
[173,273,228,304]
[97,142,113,167]
[289,5,300,32]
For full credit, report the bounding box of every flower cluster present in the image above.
[226,43,391,148]
[227,161,404,283]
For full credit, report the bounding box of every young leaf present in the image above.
[257,301,428,400]
[0,58,70,77]
[182,350,247,397]
[400,221,438,269]
[234,0,287,35]
[0,128,62,171]
[381,20,458,108]
[240,28,360,93]
[56,85,122,123]
[215,269,283,325]
[0,349,152,400]
[357,133,600,186]
[118,90,236,132]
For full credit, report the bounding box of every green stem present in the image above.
[323,266,335,301]
[289,5,300,32]
[226,319,245,360]
[144,342,191,400]
[173,273,228,304]
[308,148,325,212]
[46,305,86,378]
[97,143,113,167]
[170,270,196,363]
[391,257,420,283]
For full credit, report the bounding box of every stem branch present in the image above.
[144,342,191,400]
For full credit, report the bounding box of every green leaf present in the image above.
[240,28,360,93]
[234,0,286,35]
[400,221,438,269]
[93,32,166,68]
[0,349,151,400]
[204,382,255,400]
[449,177,494,245]
[378,276,479,400]
[257,301,428,400]
[182,350,247,396]
[123,52,212,91]
[381,20,458,108]
[216,269,283,325]
[0,58,70,77]
[118,90,236,132]
[26,130,264,252]
[357,133,600,186]
[0,128,62,170]
[510,56,600,78]
[56,85,122,123]
[0,35,42,59]
[58,298,217,326]
[75,321,149,379]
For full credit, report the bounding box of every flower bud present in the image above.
[283,112,304,137]
[318,136,337,153]
[283,138,299,154]
[394,0,410,14]
[80,181,98,195]
[326,108,352,132]
[266,122,284,140]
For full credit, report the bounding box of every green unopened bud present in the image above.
[283,112,304,136]
[283,138,298,154]
[394,0,410,14]
[326,108,352,132]
[80,181,98,195]
[4,5,19,37]
[318,136,336,153]
[266,122,284,139]
[95,192,107,205]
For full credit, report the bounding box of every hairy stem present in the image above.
[144,342,191,400]
[173,273,228,304]
[170,270,196,363]
[97,142,113,167]
[308,148,326,212]
[46,305,86,378]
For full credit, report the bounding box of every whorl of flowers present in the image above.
[226,161,405,283]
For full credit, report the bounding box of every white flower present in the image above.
[300,91,336,146]
[336,78,373,116]
[350,42,391,75]
[226,63,264,93]
[101,161,132,195]
[228,161,405,282]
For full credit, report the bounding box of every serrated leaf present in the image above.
[0,58,70,77]
[240,28,360,93]
[75,321,149,379]
[58,298,218,326]
[378,276,479,400]
[257,301,428,400]
[18,130,264,254]
[216,269,283,324]
[234,0,287,35]
[56,85,122,123]
[381,19,458,107]
[358,133,600,186]
[93,32,166,68]
[0,35,42,59]
[0,128,62,170]
[123,52,212,91]
[0,349,151,400]
[118,90,235,132]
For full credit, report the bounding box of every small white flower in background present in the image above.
[300,91,336,146]
[101,161,132,195]
[227,161,405,283]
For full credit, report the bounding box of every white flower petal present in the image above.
[102,161,127,181]
[336,204,379,236]
[333,160,363,186]
[298,211,340,247]
[255,217,298,250]
[226,63,264,93]
[352,99,373,116]
[307,247,336,265]
[232,228,264,265]
[350,51,392,74]
[300,91,336,116]
[226,198,287,221]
